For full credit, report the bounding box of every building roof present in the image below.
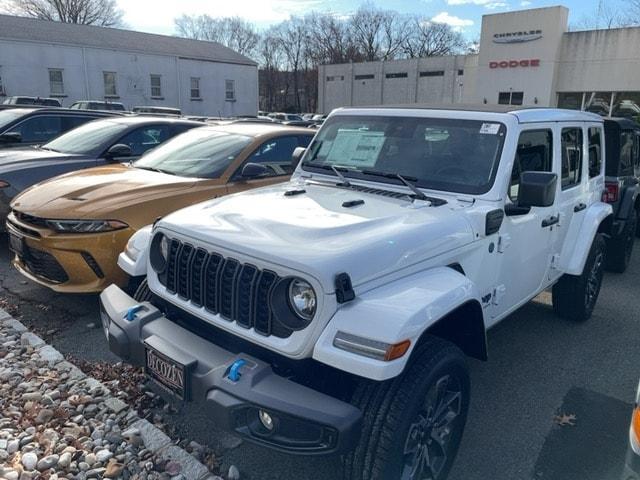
[0,14,257,67]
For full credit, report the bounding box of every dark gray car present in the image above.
[0,116,201,223]
[0,108,118,149]
[602,118,640,272]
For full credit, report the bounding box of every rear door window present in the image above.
[238,135,312,177]
[561,127,583,189]
[8,115,63,143]
[587,127,603,178]
[620,130,635,175]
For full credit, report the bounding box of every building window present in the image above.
[561,127,583,190]
[612,92,640,119]
[458,69,464,76]
[385,72,408,79]
[419,71,445,77]
[584,92,612,116]
[498,91,524,105]
[588,127,603,178]
[0,72,5,96]
[48,69,64,95]
[225,79,235,101]
[190,77,201,99]
[103,71,117,97]
[354,74,375,80]
[150,74,162,98]
[557,92,583,110]
[326,75,345,82]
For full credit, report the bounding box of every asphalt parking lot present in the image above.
[2,235,639,480]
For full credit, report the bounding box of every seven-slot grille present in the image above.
[160,238,293,338]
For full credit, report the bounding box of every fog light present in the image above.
[259,410,274,431]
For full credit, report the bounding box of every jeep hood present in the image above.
[11,164,199,219]
[159,182,475,292]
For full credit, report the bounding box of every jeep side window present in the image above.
[635,133,640,177]
[561,127,583,190]
[509,129,553,202]
[620,130,635,175]
[588,127,603,178]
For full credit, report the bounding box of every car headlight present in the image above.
[149,232,169,273]
[47,219,128,233]
[288,278,317,321]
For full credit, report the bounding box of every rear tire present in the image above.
[133,278,152,302]
[552,234,606,322]
[606,214,637,273]
[342,336,470,480]
[636,208,640,239]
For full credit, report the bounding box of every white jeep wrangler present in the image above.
[101,106,612,480]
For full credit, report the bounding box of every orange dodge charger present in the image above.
[7,123,314,293]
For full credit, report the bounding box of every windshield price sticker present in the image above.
[479,123,501,135]
[326,130,385,167]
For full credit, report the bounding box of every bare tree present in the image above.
[7,0,123,27]
[175,15,259,57]
[403,18,467,58]
[350,3,409,61]
[571,0,636,30]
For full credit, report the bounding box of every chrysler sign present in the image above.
[493,30,543,44]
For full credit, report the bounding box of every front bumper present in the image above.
[7,211,132,293]
[99,285,362,455]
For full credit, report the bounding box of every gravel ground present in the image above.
[0,312,222,480]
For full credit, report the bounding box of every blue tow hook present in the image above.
[227,359,247,382]
[124,305,144,321]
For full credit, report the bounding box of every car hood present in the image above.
[158,181,475,292]
[0,148,85,172]
[11,164,198,219]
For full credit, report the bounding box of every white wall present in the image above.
[0,39,258,115]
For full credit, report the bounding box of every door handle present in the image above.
[574,203,587,212]
[542,215,560,228]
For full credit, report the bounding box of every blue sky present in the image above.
[119,0,609,39]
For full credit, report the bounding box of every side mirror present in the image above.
[517,171,558,208]
[241,162,269,179]
[0,132,22,144]
[291,146,306,169]
[106,143,132,159]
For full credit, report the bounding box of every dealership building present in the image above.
[0,14,258,115]
[318,5,640,117]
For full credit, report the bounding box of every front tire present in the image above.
[343,337,470,480]
[606,214,637,273]
[552,233,606,321]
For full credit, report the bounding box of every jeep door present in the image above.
[494,127,557,320]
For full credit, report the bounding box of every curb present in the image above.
[0,308,218,480]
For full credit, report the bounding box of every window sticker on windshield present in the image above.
[326,129,385,167]
[479,123,500,135]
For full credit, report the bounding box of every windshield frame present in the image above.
[301,114,508,196]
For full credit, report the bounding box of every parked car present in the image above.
[268,112,303,122]
[602,117,640,272]
[100,106,612,479]
[69,100,126,111]
[8,124,314,293]
[2,96,61,107]
[626,380,640,479]
[132,106,181,116]
[0,108,117,149]
[0,116,199,223]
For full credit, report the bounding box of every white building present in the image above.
[0,14,258,116]
[318,5,640,118]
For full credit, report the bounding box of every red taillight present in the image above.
[602,181,620,203]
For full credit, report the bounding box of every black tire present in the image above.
[133,278,152,302]
[342,336,470,480]
[636,209,640,239]
[552,233,606,322]
[606,213,637,273]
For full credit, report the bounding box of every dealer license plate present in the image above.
[145,345,187,400]
[8,231,24,256]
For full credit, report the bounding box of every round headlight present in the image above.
[288,278,317,321]
[149,233,169,273]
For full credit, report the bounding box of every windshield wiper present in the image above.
[302,161,352,186]
[361,170,429,201]
[39,146,59,153]
[134,165,173,175]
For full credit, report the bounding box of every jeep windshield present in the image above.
[133,128,252,179]
[302,115,506,195]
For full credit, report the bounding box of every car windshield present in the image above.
[0,110,26,130]
[303,115,507,195]
[133,128,252,179]
[42,119,129,154]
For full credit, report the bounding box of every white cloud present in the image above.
[520,0,532,5]
[117,0,324,33]
[432,11,474,30]
[446,0,500,5]
[485,2,509,9]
